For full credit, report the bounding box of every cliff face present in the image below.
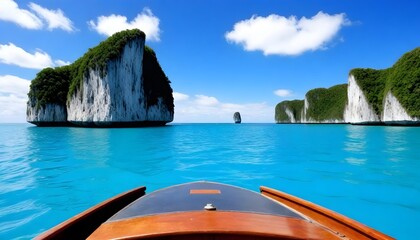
[27,29,174,127]
[344,75,420,125]
[343,75,380,124]
[383,91,419,124]
[26,67,70,125]
[67,37,172,126]
[275,85,347,124]
[344,75,419,125]
[344,47,420,125]
[26,101,68,126]
[276,75,419,125]
[276,47,419,126]
[275,100,304,123]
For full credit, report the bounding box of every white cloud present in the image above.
[0,75,30,123]
[0,43,70,69]
[194,95,219,106]
[0,0,75,32]
[0,0,42,29]
[225,11,350,56]
[173,92,274,123]
[0,43,53,69]
[0,75,30,98]
[54,59,71,66]
[173,92,189,102]
[88,8,160,41]
[274,89,293,97]
[28,3,76,32]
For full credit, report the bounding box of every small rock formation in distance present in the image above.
[27,29,174,127]
[233,112,241,124]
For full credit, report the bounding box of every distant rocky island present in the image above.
[275,47,420,126]
[27,29,174,127]
[233,112,241,124]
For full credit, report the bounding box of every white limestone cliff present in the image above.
[344,75,380,124]
[276,74,417,125]
[27,100,67,124]
[285,108,296,123]
[67,38,173,126]
[382,91,419,124]
[301,98,309,123]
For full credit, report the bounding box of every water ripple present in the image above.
[0,124,419,240]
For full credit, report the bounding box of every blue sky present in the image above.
[0,0,419,123]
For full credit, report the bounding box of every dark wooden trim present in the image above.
[260,186,395,240]
[87,211,339,239]
[35,186,146,240]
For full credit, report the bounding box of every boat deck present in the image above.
[36,181,394,240]
[108,181,305,221]
[88,182,340,239]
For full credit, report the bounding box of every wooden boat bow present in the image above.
[260,186,394,240]
[35,182,394,240]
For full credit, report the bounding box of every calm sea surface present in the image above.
[0,123,419,239]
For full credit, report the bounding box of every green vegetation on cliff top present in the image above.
[28,29,173,111]
[275,84,347,123]
[275,100,304,123]
[305,84,348,121]
[350,47,420,117]
[387,47,420,117]
[28,66,71,108]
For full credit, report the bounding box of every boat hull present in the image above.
[35,187,146,240]
[36,182,394,240]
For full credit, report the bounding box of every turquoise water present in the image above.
[0,123,419,239]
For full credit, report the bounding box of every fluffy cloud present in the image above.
[0,43,70,69]
[28,3,76,32]
[225,11,350,56]
[0,0,42,29]
[173,92,274,123]
[0,43,53,69]
[173,92,189,102]
[0,0,75,32]
[54,59,71,66]
[194,95,219,106]
[0,75,30,123]
[88,8,160,41]
[274,89,293,97]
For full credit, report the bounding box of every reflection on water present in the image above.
[345,125,367,153]
[344,125,367,165]
[344,125,416,166]
[384,127,408,162]
[345,157,366,166]
[67,127,111,167]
